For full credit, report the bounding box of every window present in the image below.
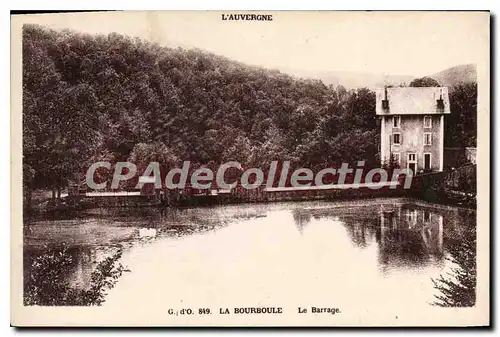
[424,153,432,170]
[393,116,401,128]
[424,133,432,146]
[424,116,432,128]
[407,153,417,174]
[392,133,401,145]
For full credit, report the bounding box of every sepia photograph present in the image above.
[10,11,489,327]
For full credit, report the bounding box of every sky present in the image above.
[16,11,489,77]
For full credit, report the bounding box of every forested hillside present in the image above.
[23,24,378,192]
[22,24,476,195]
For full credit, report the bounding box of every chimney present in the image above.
[436,88,444,110]
[382,86,389,110]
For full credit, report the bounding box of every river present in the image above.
[23,197,476,309]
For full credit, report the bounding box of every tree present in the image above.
[23,24,389,204]
[23,27,101,201]
[445,82,477,147]
[432,227,476,307]
[409,76,441,87]
[128,142,179,168]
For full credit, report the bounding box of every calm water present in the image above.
[23,198,476,308]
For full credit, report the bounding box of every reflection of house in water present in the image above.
[289,201,472,272]
[346,222,377,248]
[377,204,444,269]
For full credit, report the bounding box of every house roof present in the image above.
[375,87,450,115]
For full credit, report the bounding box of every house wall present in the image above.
[381,114,443,172]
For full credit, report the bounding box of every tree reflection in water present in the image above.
[24,200,476,307]
[292,209,312,234]
[432,226,476,307]
[24,245,129,306]
[333,203,476,307]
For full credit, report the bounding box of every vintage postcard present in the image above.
[10,11,490,327]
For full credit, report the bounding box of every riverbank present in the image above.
[25,164,477,215]
[24,186,406,215]
[23,189,476,226]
